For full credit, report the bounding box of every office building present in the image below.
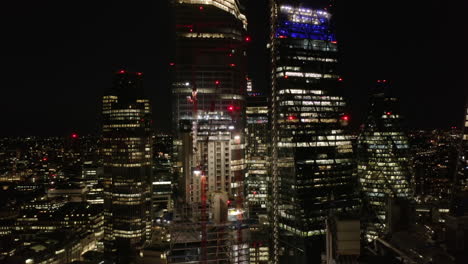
[269,3,357,262]
[357,81,413,241]
[101,70,153,262]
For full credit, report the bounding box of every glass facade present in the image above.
[101,71,153,262]
[270,3,356,262]
[245,93,270,264]
[171,0,248,133]
[357,82,413,241]
[171,0,248,206]
[245,93,270,222]
[170,2,249,262]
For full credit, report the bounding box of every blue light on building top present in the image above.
[276,5,336,41]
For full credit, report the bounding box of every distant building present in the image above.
[245,92,270,263]
[410,129,459,200]
[101,70,153,262]
[454,101,468,195]
[245,92,269,223]
[1,229,96,264]
[357,81,413,241]
[46,182,88,202]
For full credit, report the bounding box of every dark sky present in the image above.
[0,0,466,136]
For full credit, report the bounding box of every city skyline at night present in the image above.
[0,0,467,136]
[1,1,468,264]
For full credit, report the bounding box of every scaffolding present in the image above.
[167,201,250,264]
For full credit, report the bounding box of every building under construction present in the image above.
[169,0,250,263]
[167,200,249,264]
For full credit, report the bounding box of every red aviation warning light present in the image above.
[118,70,125,74]
[287,115,296,120]
[338,77,343,82]
[228,105,234,111]
[340,115,350,126]
[386,112,392,115]
[136,72,142,76]
[215,80,220,85]
[245,36,251,42]
[71,133,78,139]
[199,6,204,11]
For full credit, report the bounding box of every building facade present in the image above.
[245,92,270,264]
[269,2,357,262]
[170,2,250,263]
[245,92,270,224]
[101,70,153,262]
[171,0,248,133]
[357,81,413,241]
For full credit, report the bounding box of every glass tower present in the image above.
[102,70,153,263]
[171,0,248,133]
[245,92,270,263]
[357,81,413,241]
[169,2,250,262]
[245,92,270,223]
[270,2,356,262]
[171,0,249,205]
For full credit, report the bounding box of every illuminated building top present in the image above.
[276,5,335,41]
[177,0,247,29]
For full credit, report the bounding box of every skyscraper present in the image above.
[357,81,413,241]
[245,91,270,263]
[245,92,270,224]
[170,0,248,217]
[269,2,357,262]
[169,1,250,262]
[101,70,153,263]
[171,0,248,133]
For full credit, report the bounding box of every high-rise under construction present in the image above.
[168,1,249,263]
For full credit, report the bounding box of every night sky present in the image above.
[1,0,467,136]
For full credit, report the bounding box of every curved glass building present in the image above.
[171,0,248,132]
[357,81,413,241]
